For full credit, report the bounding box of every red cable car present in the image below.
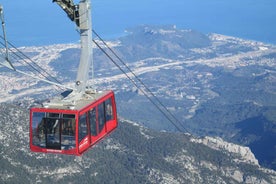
[29,0,118,155]
[30,90,117,155]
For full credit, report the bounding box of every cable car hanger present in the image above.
[53,0,94,95]
[28,0,118,156]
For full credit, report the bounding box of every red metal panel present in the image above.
[30,107,78,114]
[78,136,90,154]
[30,145,77,155]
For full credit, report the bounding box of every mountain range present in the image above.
[0,103,275,183]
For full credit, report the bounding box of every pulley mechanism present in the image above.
[52,0,80,26]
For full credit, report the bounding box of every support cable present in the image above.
[93,30,190,132]
[93,39,183,132]
[0,38,70,90]
[93,38,190,133]
[0,36,63,85]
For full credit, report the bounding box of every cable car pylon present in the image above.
[0,5,16,70]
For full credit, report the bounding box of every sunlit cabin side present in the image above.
[30,91,117,156]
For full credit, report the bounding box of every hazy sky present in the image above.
[1,0,276,46]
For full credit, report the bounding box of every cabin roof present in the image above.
[40,90,112,111]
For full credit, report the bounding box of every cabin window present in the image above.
[44,118,61,150]
[32,112,77,150]
[61,116,76,150]
[89,108,97,136]
[98,102,105,133]
[105,98,114,121]
[47,113,60,118]
[31,112,46,148]
[78,113,88,143]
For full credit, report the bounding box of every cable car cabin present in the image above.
[30,90,117,156]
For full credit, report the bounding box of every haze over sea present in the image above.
[1,0,276,46]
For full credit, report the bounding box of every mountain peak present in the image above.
[119,25,211,60]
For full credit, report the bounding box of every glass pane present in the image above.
[32,112,77,150]
[98,103,105,133]
[89,108,97,136]
[47,113,60,118]
[32,112,46,148]
[61,118,76,150]
[78,114,88,143]
[45,118,61,150]
[63,114,75,119]
[105,98,114,121]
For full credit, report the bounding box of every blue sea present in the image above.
[2,0,276,46]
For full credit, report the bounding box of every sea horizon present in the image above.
[1,0,276,46]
